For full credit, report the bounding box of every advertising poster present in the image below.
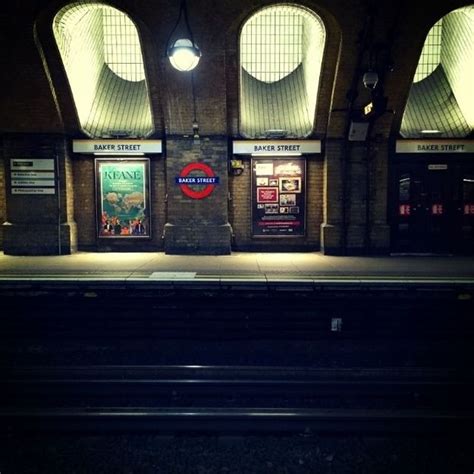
[96,159,150,238]
[252,157,306,237]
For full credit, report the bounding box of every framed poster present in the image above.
[95,159,151,238]
[252,157,306,237]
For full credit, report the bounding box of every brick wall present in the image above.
[72,158,95,250]
[0,147,5,249]
[321,139,343,253]
[369,140,390,253]
[73,154,166,252]
[228,159,251,245]
[1,134,76,255]
[229,156,323,251]
[0,0,471,255]
[163,137,231,254]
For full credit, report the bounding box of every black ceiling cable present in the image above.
[165,0,197,55]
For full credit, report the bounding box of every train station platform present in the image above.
[0,251,473,292]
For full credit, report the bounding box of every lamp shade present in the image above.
[168,38,201,71]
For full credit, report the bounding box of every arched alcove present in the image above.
[53,2,154,138]
[239,4,326,138]
[401,5,474,138]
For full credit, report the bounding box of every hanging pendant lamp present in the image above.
[166,0,201,71]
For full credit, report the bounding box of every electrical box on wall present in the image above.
[229,159,244,176]
[348,121,369,141]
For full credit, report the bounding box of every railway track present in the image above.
[2,365,473,434]
[1,287,473,434]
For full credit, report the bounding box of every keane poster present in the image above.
[96,159,150,238]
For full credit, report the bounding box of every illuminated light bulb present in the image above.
[168,39,201,71]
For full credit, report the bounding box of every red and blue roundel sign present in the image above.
[175,162,219,199]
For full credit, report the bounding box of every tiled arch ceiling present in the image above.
[401,6,474,138]
[239,5,326,139]
[54,2,154,138]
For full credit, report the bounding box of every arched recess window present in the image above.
[53,3,153,138]
[401,6,474,138]
[239,4,326,138]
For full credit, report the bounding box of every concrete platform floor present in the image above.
[0,251,473,283]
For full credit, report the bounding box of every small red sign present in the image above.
[257,187,278,203]
[464,204,474,215]
[432,203,443,215]
[399,204,410,216]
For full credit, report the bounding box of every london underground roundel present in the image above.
[175,162,219,199]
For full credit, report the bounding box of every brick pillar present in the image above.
[321,138,390,256]
[321,139,344,254]
[369,140,390,254]
[0,145,5,250]
[346,143,368,254]
[163,137,232,255]
[2,134,77,255]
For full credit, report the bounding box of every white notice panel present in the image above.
[11,188,56,195]
[11,179,56,186]
[396,140,474,153]
[73,139,162,154]
[10,159,56,195]
[11,171,55,179]
[10,159,55,170]
[233,140,321,155]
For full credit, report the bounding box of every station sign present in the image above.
[11,179,55,186]
[12,171,55,179]
[10,159,54,170]
[233,140,321,155]
[10,159,56,195]
[396,140,474,153]
[73,139,162,154]
[175,162,219,199]
[11,188,55,195]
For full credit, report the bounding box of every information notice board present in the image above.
[10,159,56,194]
[96,159,151,238]
[251,157,306,237]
